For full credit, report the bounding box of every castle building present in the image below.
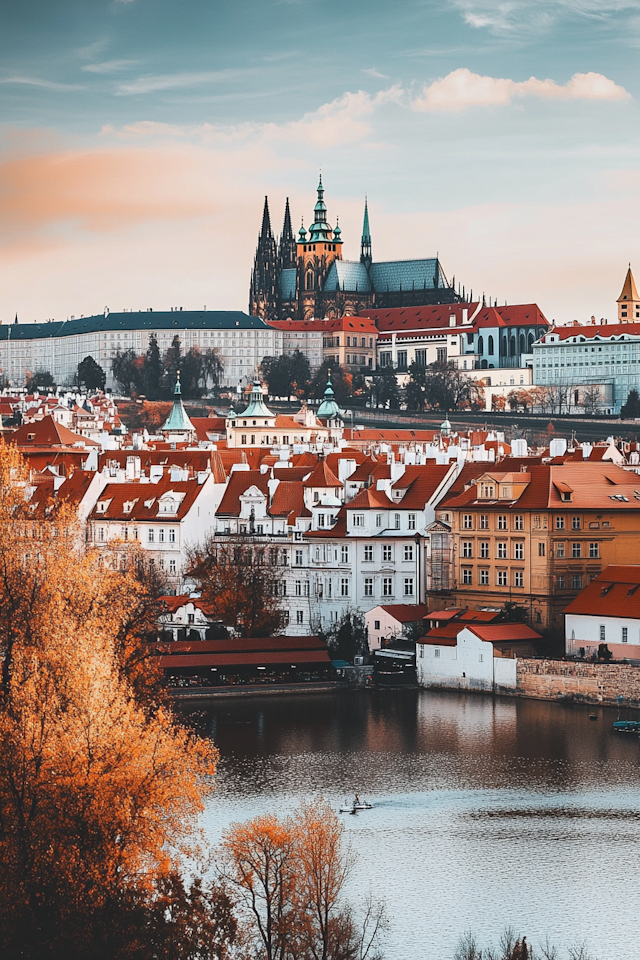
[249,178,461,322]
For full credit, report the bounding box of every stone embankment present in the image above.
[517,659,640,708]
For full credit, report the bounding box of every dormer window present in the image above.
[27,433,35,442]
[96,501,109,513]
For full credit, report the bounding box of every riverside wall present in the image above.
[516,659,640,708]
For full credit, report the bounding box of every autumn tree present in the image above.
[220,800,386,960]
[112,348,143,395]
[188,536,286,638]
[0,442,228,958]
[25,368,56,393]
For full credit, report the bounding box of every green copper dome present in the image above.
[317,377,343,420]
[162,373,195,434]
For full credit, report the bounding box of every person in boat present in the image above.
[354,794,360,806]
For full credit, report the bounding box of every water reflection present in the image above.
[187,689,640,960]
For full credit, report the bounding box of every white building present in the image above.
[564,565,640,660]
[0,310,282,391]
[365,604,430,650]
[416,623,541,692]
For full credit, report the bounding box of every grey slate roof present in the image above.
[280,268,297,301]
[0,311,268,341]
[323,260,372,293]
[370,259,447,293]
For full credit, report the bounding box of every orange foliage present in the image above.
[0,442,220,957]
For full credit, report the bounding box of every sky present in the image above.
[1,0,640,326]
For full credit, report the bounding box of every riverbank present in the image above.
[170,680,347,700]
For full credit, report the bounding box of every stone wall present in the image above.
[516,659,640,707]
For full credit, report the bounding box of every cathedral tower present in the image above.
[360,197,372,269]
[279,198,297,270]
[249,197,278,321]
[296,175,343,319]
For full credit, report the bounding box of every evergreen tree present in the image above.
[311,361,351,403]
[372,365,400,409]
[163,335,182,397]
[180,347,204,398]
[25,369,56,394]
[144,333,163,400]
[77,355,106,392]
[405,362,428,411]
[621,388,640,419]
[111,350,142,395]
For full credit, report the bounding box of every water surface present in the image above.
[188,689,640,960]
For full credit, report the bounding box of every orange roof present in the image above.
[159,594,215,616]
[302,459,342,488]
[394,465,452,509]
[88,478,205,522]
[346,486,395,510]
[216,470,270,516]
[12,415,99,448]
[377,604,430,623]
[269,481,311,522]
[564,566,640,618]
[466,624,542,642]
[549,322,640,341]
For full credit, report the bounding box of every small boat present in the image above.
[339,799,374,814]
[613,720,640,733]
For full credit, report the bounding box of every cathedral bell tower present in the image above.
[249,196,278,321]
[296,175,343,319]
[617,265,640,323]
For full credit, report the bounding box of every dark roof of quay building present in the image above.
[0,311,267,341]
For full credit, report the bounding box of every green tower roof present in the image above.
[162,373,195,434]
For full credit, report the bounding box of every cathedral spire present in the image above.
[249,196,278,321]
[279,197,296,270]
[260,195,273,239]
[617,264,640,322]
[360,197,372,268]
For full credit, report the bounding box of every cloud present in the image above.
[448,0,640,33]
[275,86,403,148]
[116,69,245,95]
[363,68,391,80]
[82,60,140,74]
[0,76,84,91]
[413,68,630,111]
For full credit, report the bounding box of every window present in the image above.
[514,515,524,531]
[318,514,325,527]
[514,571,524,587]
[463,515,473,529]
[497,515,507,530]
[295,581,302,596]
[557,576,565,589]
[404,545,414,561]
[497,570,507,586]
[353,514,364,527]
[556,543,565,558]
[341,545,349,563]
[169,559,176,574]
[383,577,393,596]
[572,575,582,590]
[97,527,105,542]
[397,350,407,370]
[148,529,154,543]
[462,541,473,558]
[556,516,565,530]
[462,568,473,585]
[514,543,524,560]
[622,626,628,643]
[480,569,489,585]
[394,513,401,530]
[158,529,165,543]
[478,653,484,662]
[383,545,392,562]
[364,545,373,562]
[434,648,440,658]
[479,541,490,559]
[295,549,303,565]
[599,624,606,642]
[572,542,581,559]
[374,620,380,630]
[497,542,507,559]
[538,542,545,557]
[404,577,414,596]
[169,528,176,543]
[572,516,581,530]
[408,514,416,530]
[241,434,247,445]
[376,514,383,527]
[341,578,350,596]
[436,347,447,364]
[589,542,599,558]
[480,515,489,529]
[364,578,373,597]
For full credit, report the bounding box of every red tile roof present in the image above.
[269,481,311,522]
[465,624,542,642]
[159,649,331,668]
[563,566,640,618]
[548,322,640,341]
[216,470,270,516]
[377,604,430,622]
[159,635,326,655]
[87,478,204,522]
[395,465,452,509]
[12,415,99,448]
[302,460,342,488]
[346,486,395,510]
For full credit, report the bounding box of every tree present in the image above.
[0,442,222,958]
[581,384,601,416]
[312,361,352,403]
[261,354,296,398]
[144,333,163,400]
[188,537,286,638]
[325,610,369,663]
[492,394,507,412]
[405,362,428,412]
[112,349,143,395]
[371,366,400,409]
[289,349,311,398]
[77,355,106,392]
[180,346,205,398]
[220,800,386,960]
[621,388,640,419]
[202,348,225,395]
[163,334,182,395]
[25,368,56,393]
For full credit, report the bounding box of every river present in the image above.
[187,688,640,960]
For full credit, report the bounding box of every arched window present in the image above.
[488,335,494,355]
[528,332,534,351]
[478,336,484,355]
[305,270,314,291]
[510,336,516,357]
[519,333,526,355]
[502,337,508,357]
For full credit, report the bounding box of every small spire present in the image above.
[260,196,273,239]
[360,196,372,266]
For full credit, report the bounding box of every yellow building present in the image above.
[434,461,640,629]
